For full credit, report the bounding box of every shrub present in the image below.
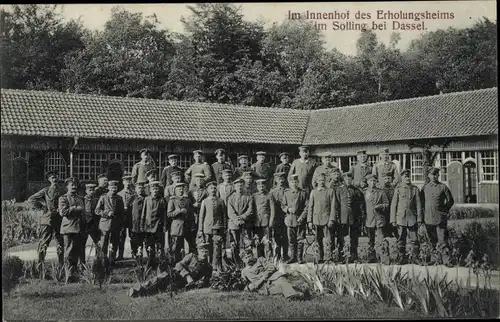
[2,256,24,295]
[2,200,40,251]
[452,220,499,268]
[448,204,498,220]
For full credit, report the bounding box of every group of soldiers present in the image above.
[27,145,455,280]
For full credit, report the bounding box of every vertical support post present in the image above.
[158,148,162,179]
[70,151,74,177]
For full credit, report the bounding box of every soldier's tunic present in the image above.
[142,195,167,263]
[160,165,184,188]
[334,184,365,260]
[372,161,401,188]
[227,192,254,259]
[253,191,275,258]
[382,182,397,238]
[130,194,146,257]
[364,187,389,259]
[96,193,125,260]
[185,162,213,189]
[421,181,454,246]
[281,188,308,261]
[217,182,235,205]
[188,186,208,227]
[288,158,317,195]
[212,161,234,184]
[164,183,188,200]
[94,186,108,200]
[81,193,101,263]
[129,252,213,297]
[27,184,64,264]
[118,188,137,259]
[198,196,226,270]
[243,182,258,196]
[312,164,340,189]
[390,183,422,256]
[58,192,85,269]
[269,185,288,259]
[308,187,336,261]
[241,257,303,299]
[350,162,373,188]
[132,160,157,185]
[251,162,273,190]
[234,165,253,180]
[274,163,291,186]
[167,195,196,262]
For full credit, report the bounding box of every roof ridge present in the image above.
[309,87,498,113]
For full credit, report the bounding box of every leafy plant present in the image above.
[2,255,24,295]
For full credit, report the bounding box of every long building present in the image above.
[1,87,498,204]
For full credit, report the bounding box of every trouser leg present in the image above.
[267,276,302,299]
[185,231,197,255]
[54,228,65,265]
[287,226,297,261]
[37,225,53,263]
[426,224,438,248]
[314,225,324,261]
[397,225,408,258]
[171,235,184,264]
[129,231,138,257]
[255,227,265,258]
[297,225,306,263]
[118,227,127,259]
[129,271,170,297]
[63,233,80,274]
[100,231,111,259]
[212,233,223,271]
[243,226,255,250]
[349,225,359,260]
[79,230,89,264]
[336,224,347,261]
[230,229,241,262]
[437,222,448,247]
[407,224,419,258]
[367,227,376,261]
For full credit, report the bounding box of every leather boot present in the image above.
[297,243,305,264]
[286,243,297,264]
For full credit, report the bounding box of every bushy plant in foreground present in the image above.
[2,255,24,295]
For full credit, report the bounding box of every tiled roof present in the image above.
[0,89,309,144]
[303,87,498,145]
[1,87,497,146]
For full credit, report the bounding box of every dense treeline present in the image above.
[0,4,497,109]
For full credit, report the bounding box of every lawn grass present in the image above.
[3,280,423,320]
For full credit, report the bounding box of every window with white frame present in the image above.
[123,154,138,174]
[479,151,498,182]
[348,155,377,170]
[109,153,123,162]
[464,151,476,160]
[75,153,107,181]
[177,154,192,170]
[439,152,448,182]
[44,151,68,178]
[410,153,424,182]
[449,152,462,163]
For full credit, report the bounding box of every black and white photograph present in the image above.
[1,2,498,320]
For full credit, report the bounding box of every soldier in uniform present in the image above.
[167,183,195,262]
[372,148,401,188]
[145,169,159,196]
[160,154,183,188]
[198,181,227,272]
[132,149,156,185]
[81,183,101,263]
[131,181,147,260]
[329,168,343,190]
[381,173,397,239]
[234,155,253,179]
[390,169,423,264]
[242,171,258,196]
[251,151,273,191]
[117,174,137,261]
[227,178,254,262]
[421,167,454,249]
[164,171,185,200]
[185,150,213,190]
[288,146,318,195]
[364,174,390,262]
[281,174,309,264]
[128,242,213,297]
[188,173,208,227]
[349,150,373,188]
[94,174,109,200]
[253,179,274,259]
[27,170,64,265]
[312,152,339,189]
[274,152,291,187]
[141,181,168,268]
[96,180,125,265]
[269,172,289,261]
[359,177,369,237]
[212,148,234,184]
[333,172,365,262]
[58,177,85,276]
[217,169,235,205]
[307,173,336,263]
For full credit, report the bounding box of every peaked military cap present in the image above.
[238,155,248,160]
[298,145,310,151]
[400,169,411,177]
[274,172,286,177]
[279,152,290,158]
[193,150,203,155]
[97,173,108,179]
[205,181,217,188]
[135,180,147,186]
[289,174,299,180]
[242,171,253,176]
[174,182,187,188]
[170,171,182,177]
[429,167,440,175]
[233,178,244,184]
[194,173,205,178]
[45,170,58,180]
[215,148,226,155]
[343,172,353,178]
[167,154,179,159]
[197,242,210,250]
[64,177,79,185]
[140,148,151,155]
[365,174,377,181]
[148,181,161,187]
[357,150,367,155]
[222,169,233,174]
[122,174,133,180]
[108,180,119,186]
[146,169,157,178]
[85,183,96,188]
[256,179,267,184]
[256,151,266,156]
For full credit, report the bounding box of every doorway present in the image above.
[463,160,477,203]
[12,158,28,201]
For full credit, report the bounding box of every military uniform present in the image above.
[185,150,213,189]
[117,178,137,260]
[421,168,454,247]
[96,181,125,263]
[58,178,85,271]
[382,181,397,238]
[141,181,168,266]
[234,155,253,180]
[217,180,235,205]
[132,159,157,185]
[372,148,401,188]
[27,171,64,264]
[288,149,317,195]
[130,185,146,258]
[312,163,340,189]
[253,182,275,259]
[364,175,390,261]
[251,151,273,190]
[350,150,373,188]
[227,180,254,261]
[281,177,309,264]
[269,173,289,260]
[167,184,196,262]
[308,185,336,262]
[160,154,183,188]
[390,171,422,261]
[81,184,101,263]
[198,183,226,271]
[274,152,291,187]
[94,184,108,200]
[188,176,208,228]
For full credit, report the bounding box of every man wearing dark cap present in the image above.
[164,171,184,200]
[81,183,101,263]
[142,181,168,268]
[128,242,213,297]
[251,151,273,190]
[254,179,274,259]
[217,169,235,206]
[212,148,234,184]
[160,154,184,188]
[94,174,109,200]
[288,146,317,195]
[188,173,208,230]
[198,181,227,271]
[330,168,343,190]
[185,150,213,190]
[131,180,147,259]
[167,182,195,262]
[96,180,125,265]
[281,174,309,264]
[390,169,422,264]
[145,169,159,196]
[58,177,85,276]
[117,174,137,261]
[234,155,253,180]
[242,171,258,196]
[27,170,65,265]
[372,148,401,188]
[333,172,365,262]
[381,172,397,239]
[227,178,254,262]
[312,152,339,189]
[275,152,291,187]
[132,149,157,185]
[269,172,289,261]
[421,167,454,249]
[350,150,373,188]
